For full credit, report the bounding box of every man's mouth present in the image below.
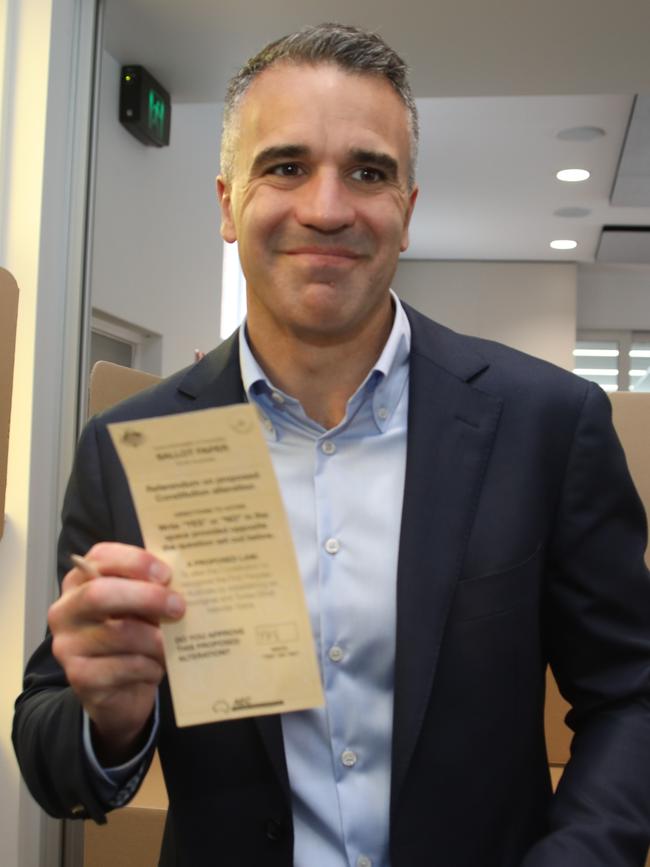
[283,246,361,261]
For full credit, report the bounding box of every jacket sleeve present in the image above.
[523,383,650,866]
[12,416,155,823]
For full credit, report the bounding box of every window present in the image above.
[629,340,650,391]
[90,331,133,369]
[573,338,619,392]
[90,311,162,376]
[574,330,650,392]
[220,241,247,339]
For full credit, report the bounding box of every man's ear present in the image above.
[216,176,237,243]
[400,185,419,253]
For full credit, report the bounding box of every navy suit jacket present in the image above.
[13,305,650,866]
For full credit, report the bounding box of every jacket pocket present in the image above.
[450,545,543,622]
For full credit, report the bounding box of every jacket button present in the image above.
[266,818,283,841]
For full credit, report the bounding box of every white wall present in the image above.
[577,263,650,332]
[394,259,577,370]
[91,51,224,376]
[0,2,96,865]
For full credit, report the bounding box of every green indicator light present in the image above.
[148,89,165,139]
[125,74,132,82]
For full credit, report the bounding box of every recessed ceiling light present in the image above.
[556,126,606,142]
[554,206,591,218]
[556,169,590,182]
[550,239,578,250]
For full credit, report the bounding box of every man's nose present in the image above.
[294,170,355,232]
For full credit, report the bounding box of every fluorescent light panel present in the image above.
[220,241,247,339]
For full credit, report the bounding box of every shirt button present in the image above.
[377,406,389,420]
[357,857,373,867]
[341,749,357,768]
[262,417,274,433]
[324,537,340,555]
[321,440,336,455]
[328,645,344,662]
[270,391,284,405]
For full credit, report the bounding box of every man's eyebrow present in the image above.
[349,149,399,179]
[249,145,401,181]
[250,145,309,174]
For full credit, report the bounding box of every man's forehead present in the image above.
[238,59,403,115]
[236,62,410,144]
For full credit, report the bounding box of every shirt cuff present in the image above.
[82,696,159,808]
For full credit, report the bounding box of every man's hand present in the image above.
[48,542,185,766]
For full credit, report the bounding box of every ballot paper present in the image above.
[108,404,323,727]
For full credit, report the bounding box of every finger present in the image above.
[65,652,165,695]
[53,617,165,664]
[50,577,185,630]
[63,543,172,590]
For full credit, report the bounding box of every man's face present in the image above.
[218,62,418,344]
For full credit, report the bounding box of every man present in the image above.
[13,22,650,867]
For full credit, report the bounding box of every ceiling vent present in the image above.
[596,226,650,263]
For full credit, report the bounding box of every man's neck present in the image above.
[246,303,394,430]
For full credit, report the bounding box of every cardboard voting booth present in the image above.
[610,391,650,566]
[545,391,650,865]
[545,393,650,810]
[84,751,168,867]
[84,362,166,867]
[0,268,19,540]
[88,360,161,419]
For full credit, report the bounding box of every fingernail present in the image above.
[149,561,172,584]
[166,593,185,618]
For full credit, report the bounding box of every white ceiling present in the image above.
[103,0,650,264]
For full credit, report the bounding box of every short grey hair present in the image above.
[220,22,419,189]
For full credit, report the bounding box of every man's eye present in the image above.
[268,163,304,177]
[350,167,385,183]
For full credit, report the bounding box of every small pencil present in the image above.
[70,553,101,578]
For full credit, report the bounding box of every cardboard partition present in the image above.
[84,361,165,867]
[0,268,19,540]
[84,752,168,867]
[84,807,165,867]
[545,390,650,767]
[88,360,161,418]
[610,392,650,568]
[608,394,650,867]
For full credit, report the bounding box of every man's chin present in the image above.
[286,299,391,347]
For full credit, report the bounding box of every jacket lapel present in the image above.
[390,308,503,809]
[175,331,245,408]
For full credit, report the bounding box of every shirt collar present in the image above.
[239,289,411,435]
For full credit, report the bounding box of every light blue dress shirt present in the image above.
[239,294,410,867]
[85,293,411,867]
